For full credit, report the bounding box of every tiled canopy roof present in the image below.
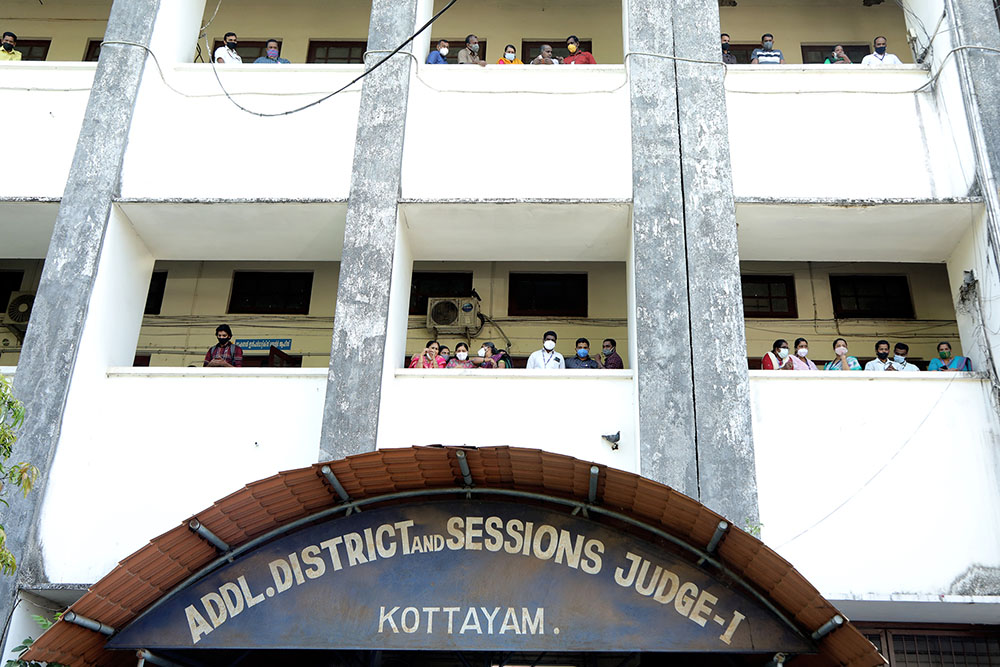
[25,446,885,666]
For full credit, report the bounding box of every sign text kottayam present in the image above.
[108,500,813,653]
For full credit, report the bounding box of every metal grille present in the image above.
[892,634,1000,666]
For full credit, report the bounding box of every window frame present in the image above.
[507,272,588,318]
[829,274,915,319]
[306,40,368,64]
[12,39,51,61]
[0,271,25,314]
[227,271,314,315]
[741,274,798,318]
[84,39,103,62]
[409,271,474,316]
[726,43,760,64]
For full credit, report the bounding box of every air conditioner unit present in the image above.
[426,297,479,333]
[1,292,35,343]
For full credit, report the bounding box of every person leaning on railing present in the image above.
[781,337,817,370]
[563,35,596,65]
[824,338,862,371]
[497,44,522,65]
[824,45,851,65]
[928,341,972,371]
[1,32,21,61]
[761,339,791,370]
[477,342,511,369]
[446,342,476,368]
[410,339,446,369]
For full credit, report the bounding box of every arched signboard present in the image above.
[108,500,814,654]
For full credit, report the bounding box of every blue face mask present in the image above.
[576,349,589,358]
[875,45,887,55]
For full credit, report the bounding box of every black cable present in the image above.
[208,0,459,118]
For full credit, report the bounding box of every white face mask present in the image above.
[477,347,487,357]
[543,340,556,351]
[834,346,848,356]
[505,52,515,60]
[777,348,789,359]
[456,351,468,361]
[893,354,905,364]
[439,47,449,56]
[797,348,809,357]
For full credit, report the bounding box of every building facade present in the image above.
[1,0,999,664]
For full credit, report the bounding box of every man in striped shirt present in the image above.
[751,33,784,65]
[204,324,243,367]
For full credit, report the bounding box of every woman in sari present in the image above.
[445,342,476,368]
[782,337,817,371]
[928,341,972,371]
[409,339,446,369]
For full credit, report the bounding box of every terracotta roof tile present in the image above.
[25,446,883,667]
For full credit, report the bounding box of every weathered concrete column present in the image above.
[948,0,1000,174]
[672,0,758,525]
[320,0,425,460]
[626,0,698,496]
[1,0,160,641]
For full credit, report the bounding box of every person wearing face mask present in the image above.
[215,32,242,65]
[204,324,243,367]
[824,338,862,371]
[824,45,851,65]
[864,339,896,371]
[458,34,487,67]
[438,346,451,364]
[928,341,972,371]
[427,39,450,64]
[720,34,737,65]
[891,342,920,371]
[529,44,560,66]
[253,39,290,64]
[563,36,596,65]
[781,337,817,371]
[750,33,784,65]
[446,342,477,368]
[565,338,602,369]
[409,339,446,369]
[761,339,791,370]
[526,331,565,369]
[601,338,624,369]
[476,342,511,369]
[0,32,21,61]
[497,44,522,65]
[861,36,903,66]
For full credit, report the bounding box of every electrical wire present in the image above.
[776,372,959,549]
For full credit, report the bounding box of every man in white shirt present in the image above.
[214,32,242,64]
[861,36,903,66]
[864,340,896,371]
[526,330,566,369]
[891,342,920,371]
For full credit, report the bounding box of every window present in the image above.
[212,40,280,64]
[429,38,488,64]
[830,275,914,319]
[801,44,872,64]
[144,271,167,315]
[742,275,797,318]
[307,40,367,64]
[520,40,591,63]
[228,272,313,315]
[0,271,25,313]
[84,39,102,62]
[409,272,474,316]
[859,627,1000,666]
[725,44,759,64]
[508,273,587,317]
[14,40,50,61]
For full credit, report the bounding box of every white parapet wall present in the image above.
[751,370,1000,603]
[0,63,95,199]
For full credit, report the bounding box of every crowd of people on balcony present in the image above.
[722,33,903,66]
[409,331,623,370]
[761,338,970,372]
[425,34,596,66]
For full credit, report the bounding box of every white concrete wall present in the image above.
[752,371,1000,599]
[0,64,95,199]
[727,66,970,200]
[401,65,633,200]
[378,369,639,471]
[121,65,362,200]
[39,368,326,582]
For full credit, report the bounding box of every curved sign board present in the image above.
[108,500,814,654]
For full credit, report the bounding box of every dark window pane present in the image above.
[508,273,587,317]
[15,40,51,61]
[0,271,25,314]
[409,272,473,316]
[726,44,759,64]
[427,38,489,64]
[85,39,102,62]
[830,275,914,318]
[890,633,1000,666]
[741,275,797,318]
[307,40,367,64]
[144,271,168,315]
[228,271,313,315]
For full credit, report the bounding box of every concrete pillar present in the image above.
[1,0,161,643]
[320,0,427,461]
[672,0,758,525]
[625,0,698,496]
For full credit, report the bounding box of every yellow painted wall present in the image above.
[1,0,111,61]
[720,0,912,64]
[742,261,959,366]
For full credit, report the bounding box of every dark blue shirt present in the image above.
[426,50,448,64]
[565,356,601,369]
[254,56,290,64]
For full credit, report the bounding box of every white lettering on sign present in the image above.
[378,606,544,635]
[178,514,747,649]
